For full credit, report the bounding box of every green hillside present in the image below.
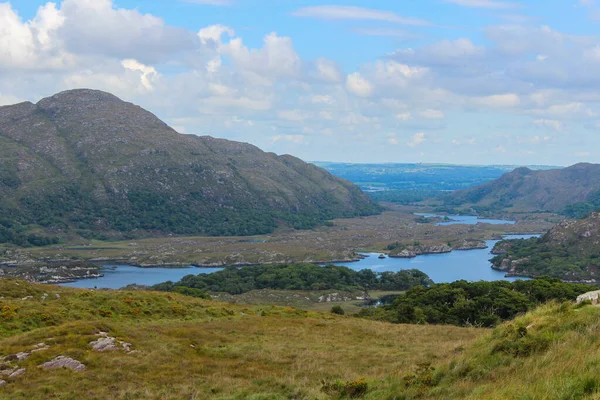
[442,163,600,215]
[0,89,380,245]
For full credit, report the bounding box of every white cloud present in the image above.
[121,59,159,91]
[291,6,430,26]
[420,109,445,119]
[222,33,302,81]
[312,95,334,104]
[395,112,412,121]
[58,0,198,63]
[475,94,520,108]
[407,132,426,147]
[314,58,343,83]
[533,119,563,131]
[346,72,374,97]
[198,24,235,45]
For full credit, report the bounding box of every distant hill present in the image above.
[491,212,600,281]
[0,89,380,245]
[313,162,560,192]
[442,163,600,215]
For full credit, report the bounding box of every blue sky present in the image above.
[2,0,600,165]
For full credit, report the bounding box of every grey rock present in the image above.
[39,356,85,371]
[9,368,25,378]
[89,337,119,352]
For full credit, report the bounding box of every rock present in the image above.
[31,343,50,353]
[89,337,119,352]
[577,290,600,305]
[9,368,25,378]
[0,380,6,387]
[21,296,33,301]
[55,294,60,299]
[39,356,85,371]
[90,333,134,352]
[15,352,29,361]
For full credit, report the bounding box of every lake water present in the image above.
[59,234,538,289]
[414,213,516,226]
[333,235,538,283]
[61,265,223,289]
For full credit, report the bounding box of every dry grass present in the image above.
[0,279,482,399]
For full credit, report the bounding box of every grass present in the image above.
[212,289,403,315]
[391,301,600,400]
[4,279,599,399]
[0,279,482,399]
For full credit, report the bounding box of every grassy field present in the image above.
[2,279,600,399]
[212,289,403,315]
[0,279,481,399]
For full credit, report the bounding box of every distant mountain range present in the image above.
[0,89,380,245]
[442,163,600,216]
[313,162,561,192]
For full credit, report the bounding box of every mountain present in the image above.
[490,212,600,281]
[0,89,379,245]
[442,163,600,214]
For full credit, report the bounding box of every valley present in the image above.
[0,204,557,284]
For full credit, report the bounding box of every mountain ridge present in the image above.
[0,89,380,244]
[442,162,600,213]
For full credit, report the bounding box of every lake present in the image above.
[333,235,538,283]
[414,213,516,226]
[59,234,538,289]
[61,265,223,289]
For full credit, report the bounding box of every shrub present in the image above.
[323,378,368,398]
[331,305,345,315]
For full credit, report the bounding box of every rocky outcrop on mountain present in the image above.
[0,89,380,244]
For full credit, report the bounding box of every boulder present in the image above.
[39,356,85,371]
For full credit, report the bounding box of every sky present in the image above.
[2,1,600,165]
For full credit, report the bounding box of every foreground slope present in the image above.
[0,280,481,399]
[443,163,600,214]
[0,89,379,243]
[2,280,600,399]
[397,301,600,400]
